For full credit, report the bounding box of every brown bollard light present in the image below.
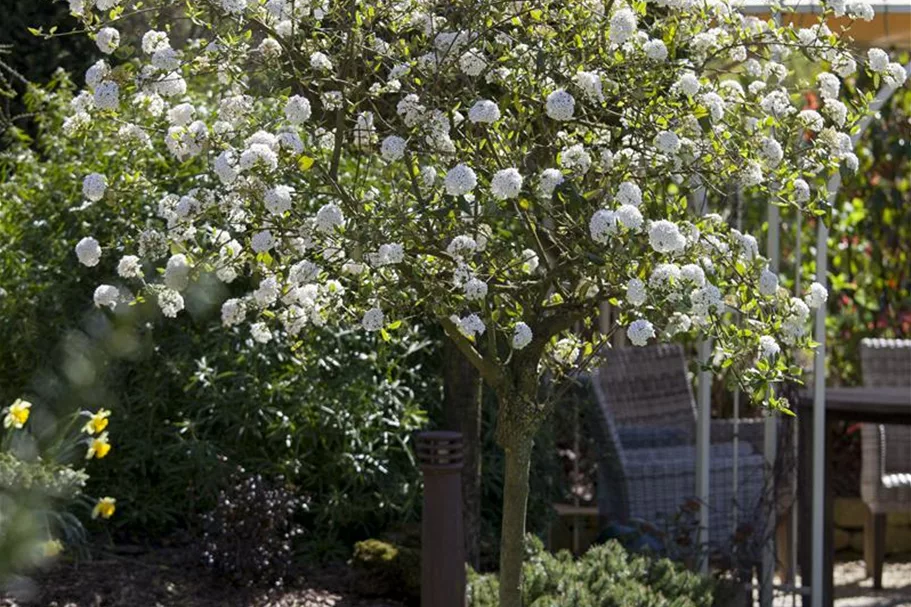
[416,431,467,607]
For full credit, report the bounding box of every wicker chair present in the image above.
[859,338,911,589]
[590,344,773,558]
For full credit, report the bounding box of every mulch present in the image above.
[1,546,407,607]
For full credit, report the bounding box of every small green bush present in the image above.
[351,538,420,602]
[467,535,715,607]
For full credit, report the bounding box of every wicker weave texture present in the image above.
[860,338,911,513]
[591,344,772,551]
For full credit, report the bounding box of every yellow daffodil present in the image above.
[43,539,64,558]
[85,431,112,460]
[3,399,32,429]
[92,497,116,519]
[82,409,111,435]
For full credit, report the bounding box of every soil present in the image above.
[0,546,407,607]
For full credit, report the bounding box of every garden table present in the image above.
[796,386,911,606]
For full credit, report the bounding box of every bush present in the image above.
[350,538,421,602]
[201,468,304,586]
[0,73,440,551]
[467,535,715,607]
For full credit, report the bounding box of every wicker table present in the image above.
[797,387,911,606]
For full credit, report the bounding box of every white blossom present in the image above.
[468,99,501,124]
[817,72,840,99]
[609,8,637,45]
[445,164,478,196]
[805,281,828,309]
[867,48,889,73]
[251,230,274,253]
[616,205,644,231]
[574,71,604,102]
[117,255,142,279]
[545,89,575,121]
[285,95,312,124]
[519,249,539,274]
[464,277,488,300]
[315,203,344,233]
[82,173,107,201]
[94,81,120,110]
[643,39,668,61]
[798,109,824,132]
[310,51,333,71]
[654,131,680,155]
[380,135,407,161]
[447,235,477,258]
[759,268,779,296]
[793,178,811,203]
[511,322,533,350]
[158,288,184,317]
[491,168,523,200]
[627,319,655,347]
[559,144,591,174]
[142,30,170,54]
[164,254,191,291]
[94,285,120,309]
[759,335,780,359]
[250,322,273,343]
[616,181,642,207]
[884,63,908,89]
[76,237,102,267]
[95,28,120,55]
[264,185,294,215]
[648,220,686,254]
[221,298,246,327]
[539,169,564,198]
[590,210,618,244]
[626,278,646,307]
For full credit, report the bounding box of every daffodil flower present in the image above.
[86,431,112,460]
[3,399,32,429]
[92,497,116,519]
[82,408,111,435]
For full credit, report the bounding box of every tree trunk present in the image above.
[442,340,483,570]
[498,433,533,607]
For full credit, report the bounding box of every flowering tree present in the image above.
[50,0,903,602]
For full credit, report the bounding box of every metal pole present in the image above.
[811,211,828,607]
[691,184,712,576]
[760,15,783,599]
[697,337,713,575]
[417,431,467,607]
[761,203,780,607]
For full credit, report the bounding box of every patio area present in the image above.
[767,558,911,607]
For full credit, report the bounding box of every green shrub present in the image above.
[0,73,440,551]
[351,538,421,602]
[467,536,715,607]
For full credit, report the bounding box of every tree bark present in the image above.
[497,432,533,607]
[442,340,483,570]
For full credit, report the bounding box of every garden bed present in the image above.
[1,546,405,607]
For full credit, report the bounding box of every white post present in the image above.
[689,184,712,575]
[811,207,828,607]
[697,336,713,575]
[761,203,780,606]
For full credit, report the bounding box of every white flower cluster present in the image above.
[59,0,866,408]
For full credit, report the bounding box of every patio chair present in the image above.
[589,344,776,560]
[859,338,911,589]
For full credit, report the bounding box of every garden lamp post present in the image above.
[417,431,467,607]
